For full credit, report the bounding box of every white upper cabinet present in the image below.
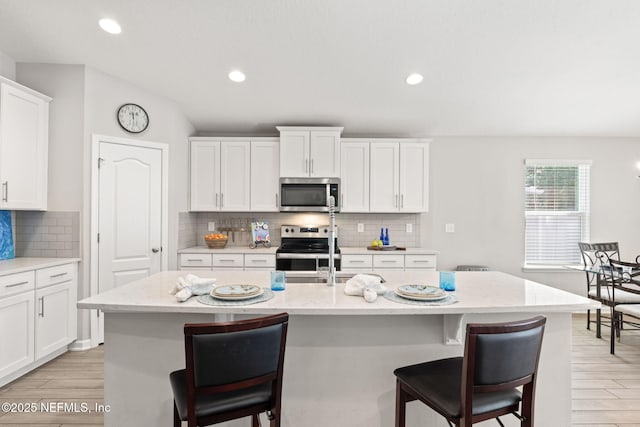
[0,79,51,210]
[340,139,370,212]
[219,141,251,211]
[399,142,429,212]
[369,139,429,213]
[250,138,279,211]
[190,139,250,211]
[278,126,342,177]
[190,140,221,211]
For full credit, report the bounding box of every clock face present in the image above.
[117,103,149,133]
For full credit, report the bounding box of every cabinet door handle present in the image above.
[305,159,309,173]
[400,194,404,208]
[39,297,45,317]
[311,159,314,174]
[221,193,224,208]
[275,193,278,207]
[395,194,398,207]
[216,193,219,207]
[341,193,343,207]
[151,248,160,253]
[6,281,28,288]
[2,181,7,202]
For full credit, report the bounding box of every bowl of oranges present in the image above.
[204,233,228,249]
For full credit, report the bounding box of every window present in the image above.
[524,159,591,266]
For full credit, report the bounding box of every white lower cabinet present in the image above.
[35,282,76,359]
[179,252,276,272]
[0,261,77,387]
[404,254,437,270]
[245,254,276,270]
[0,291,34,379]
[342,253,437,272]
[373,254,405,269]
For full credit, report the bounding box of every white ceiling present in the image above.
[1,0,640,137]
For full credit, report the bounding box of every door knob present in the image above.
[152,248,160,253]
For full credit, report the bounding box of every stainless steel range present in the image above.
[275,225,341,271]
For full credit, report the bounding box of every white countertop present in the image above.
[178,246,437,255]
[340,247,438,255]
[0,257,81,276]
[78,270,598,315]
[178,246,278,254]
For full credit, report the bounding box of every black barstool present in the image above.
[394,316,546,427]
[170,313,289,427]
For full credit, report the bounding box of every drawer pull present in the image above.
[187,259,203,262]
[6,281,29,288]
[219,259,236,262]
[349,260,365,263]
[380,260,396,263]
[250,259,267,262]
[412,260,430,263]
[50,272,67,278]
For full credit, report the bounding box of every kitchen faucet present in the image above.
[327,195,336,286]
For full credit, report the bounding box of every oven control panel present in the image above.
[281,225,337,238]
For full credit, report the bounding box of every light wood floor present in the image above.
[1,316,640,426]
[0,345,104,426]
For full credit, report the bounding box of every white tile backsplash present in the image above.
[178,211,421,248]
[14,211,80,258]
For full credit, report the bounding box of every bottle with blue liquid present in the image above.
[383,228,389,246]
[379,228,384,243]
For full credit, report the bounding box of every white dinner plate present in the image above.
[211,287,265,301]
[394,287,448,301]
[396,284,446,299]
[212,285,262,299]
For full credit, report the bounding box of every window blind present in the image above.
[524,160,591,266]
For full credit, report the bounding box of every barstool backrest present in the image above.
[462,316,546,399]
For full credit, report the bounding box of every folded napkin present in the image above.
[344,273,387,298]
[170,274,216,302]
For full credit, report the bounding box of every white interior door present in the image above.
[97,140,163,342]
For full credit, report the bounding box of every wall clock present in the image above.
[117,103,149,133]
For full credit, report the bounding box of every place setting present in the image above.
[198,284,275,306]
[384,273,458,306]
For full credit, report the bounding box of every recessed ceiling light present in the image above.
[405,73,424,85]
[99,18,121,34]
[228,70,246,83]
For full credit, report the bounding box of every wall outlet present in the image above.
[208,222,216,232]
[445,223,455,233]
[357,223,364,233]
[406,223,413,233]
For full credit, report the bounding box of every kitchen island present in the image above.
[78,270,598,427]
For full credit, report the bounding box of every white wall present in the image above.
[16,64,85,211]
[0,50,16,80]
[15,63,194,341]
[426,136,640,294]
[84,66,194,271]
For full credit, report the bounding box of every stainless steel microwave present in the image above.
[279,178,340,212]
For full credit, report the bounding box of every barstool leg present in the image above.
[252,414,261,427]
[396,380,407,427]
[173,402,181,427]
[587,309,591,330]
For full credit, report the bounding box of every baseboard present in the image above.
[68,339,93,351]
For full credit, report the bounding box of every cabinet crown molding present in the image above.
[276,126,344,132]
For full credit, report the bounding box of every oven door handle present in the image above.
[276,253,342,260]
